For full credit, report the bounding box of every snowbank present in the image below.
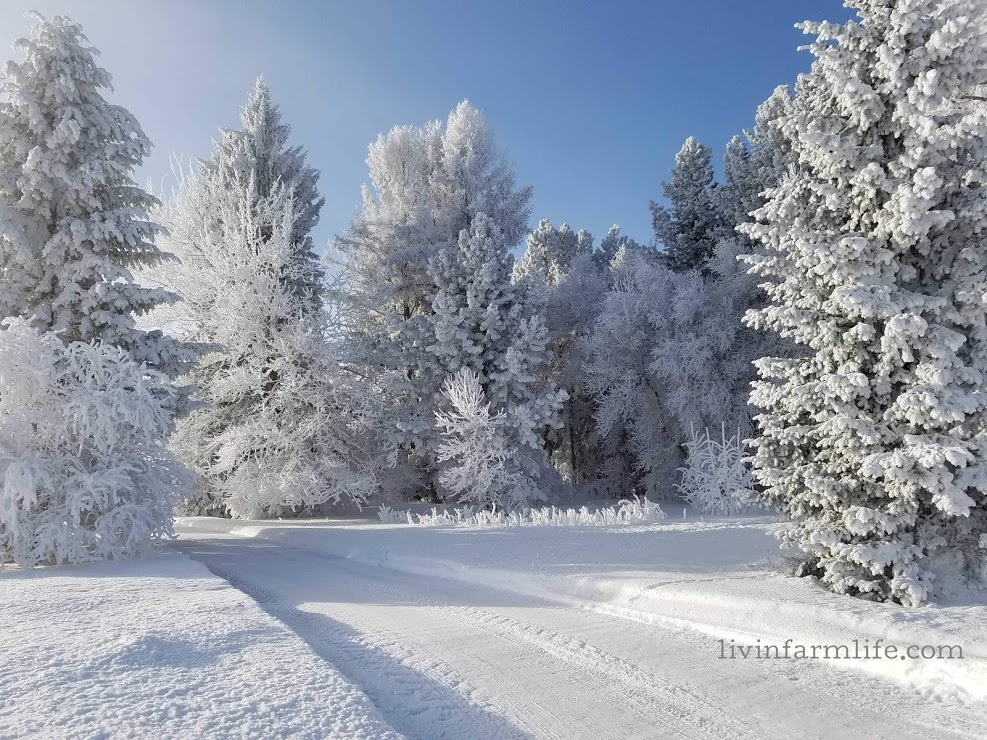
[176,510,987,700]
[0,553,400,739]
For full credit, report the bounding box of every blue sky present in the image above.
[0,1,854,252]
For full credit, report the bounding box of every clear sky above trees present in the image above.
[0,0,852,252]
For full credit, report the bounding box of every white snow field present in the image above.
[162,508,987,739]
[0,553,400,739]
[5,509,986,739]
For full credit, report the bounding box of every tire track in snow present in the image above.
[446,606,762,740]
[181,537,762,739]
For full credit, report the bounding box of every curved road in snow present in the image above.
[174,533,985,740]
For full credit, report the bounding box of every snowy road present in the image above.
[174,532,985,740]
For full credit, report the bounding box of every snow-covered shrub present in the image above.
[0,321,187,567]
[376,504,408,524]
[676,426,755,516]
[435,367,560,510]
[378,496,665,528]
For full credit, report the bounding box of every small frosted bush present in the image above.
[676,425,755,516]
[0,321,188,567]
[378,496,665,528]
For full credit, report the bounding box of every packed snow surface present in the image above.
[0,554,399,739]
[170,508,986,738]
[6,509,987,739]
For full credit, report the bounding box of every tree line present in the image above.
[1,2,985,606]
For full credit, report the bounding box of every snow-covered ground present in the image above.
[172,508,986,739]
[5,509,987,739]
[0,553,399,739]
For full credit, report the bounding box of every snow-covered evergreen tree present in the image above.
[201,78,325,310]
[435,369,542,509]
[514,219,592,285]
[0,320,187,567]
[650,137,723,271]
[153,172,377,518]
[426,214,565,505]
[331,101,532,496]
[593,225,645,272]
[741,0,987,605]
[0,14,195,391]
[719,86,794,233]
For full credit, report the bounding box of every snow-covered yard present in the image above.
[8,509,983,739]
[0,553,399,739]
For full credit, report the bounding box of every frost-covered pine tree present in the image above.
[0,320,187,566]
[201,78,325,310]
[650,137,723,271]
[436,369,542,509]
[593,225,645,272]
[513,219,592,286]
[719,86,794,233]
[153,172,377,518]
[0,14,195,389]
[741,0,987,605]
[331,101,532,496]
[427,214,566,506]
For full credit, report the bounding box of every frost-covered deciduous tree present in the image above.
[0,320,187,567]
[331,101,532,496]
[515,220,630,490]
[584,240,768,496]
[152,171,376,518]
[541,249,610,488]
[650,137,723,271]
[741,1,987,605]
[0,14,195,391]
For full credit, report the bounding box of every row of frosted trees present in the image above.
[1,4,986,605]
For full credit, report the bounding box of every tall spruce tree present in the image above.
[149,82,373,517]
[158,177,375,518]
[650,136,722,271]
[0,14,194,385]
[202,78,325,310]
[741,0,987,605]
[719,86,794,233]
